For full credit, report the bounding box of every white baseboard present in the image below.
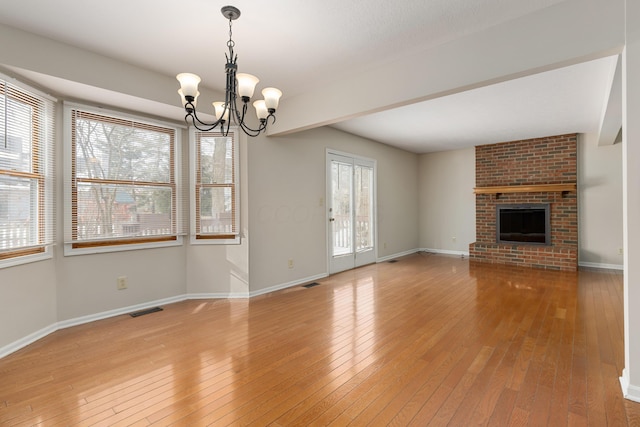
[579,261,624,271]
[420,248,469,257]
[249,273,329,297]
[0,323,58,359]
[187,292,250,299]
[56,295,189,330]
[620,370,640,403]
[0,295,187,360]
[377,248,420,263]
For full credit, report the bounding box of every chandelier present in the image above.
[176,5,282,137]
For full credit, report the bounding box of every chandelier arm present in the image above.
[184,102,227,130]
[185,113,223,132]
[238,119,264,137]
[235,102,270,135]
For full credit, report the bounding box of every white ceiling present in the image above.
[0,0,618,153]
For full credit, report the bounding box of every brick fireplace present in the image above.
[468,134,578,271]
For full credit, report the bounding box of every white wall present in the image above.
[0,259,57,353]
[418,148,476,254]
[55,247,187,321]
[578,133,624,268]
[247,127,419,293]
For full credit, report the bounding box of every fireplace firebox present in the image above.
[496,204,550,245]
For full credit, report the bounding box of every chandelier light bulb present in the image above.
[212,101,229,121]
[262,87,282,111]
[236,73,260,99]
[253,100,268,120]
[178,89,199,108]
[176,73,201,99]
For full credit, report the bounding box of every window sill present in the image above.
[0,247,53,269]
[64,237,183,256]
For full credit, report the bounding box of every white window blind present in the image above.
[192,129,240,244]
[65,106,185,251]
[0,78,56,262]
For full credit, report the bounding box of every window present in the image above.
[191,129,240,244]
[64,105,185,254]
[0,77,56,267]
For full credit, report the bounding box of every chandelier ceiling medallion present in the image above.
[176,5,282,137]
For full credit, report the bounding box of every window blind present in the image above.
[0,78,56,260]
[193,129,240,241]
[66,106,185,249]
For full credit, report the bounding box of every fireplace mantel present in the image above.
[473,183,576,195]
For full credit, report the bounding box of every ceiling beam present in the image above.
[268,0,624,137]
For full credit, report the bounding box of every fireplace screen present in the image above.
[496,204,550,245]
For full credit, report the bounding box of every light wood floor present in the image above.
[1,253,639,426]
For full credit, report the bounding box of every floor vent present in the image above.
[303,282,320,288]
[388,260,398,263]
[130,307,163,317]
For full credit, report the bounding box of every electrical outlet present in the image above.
[452,237,457,242]
[288,259,294,269]
[619,248,624,255]
[383,242,387,249]
[117,276,128,290]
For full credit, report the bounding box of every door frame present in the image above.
[326,149,378,275]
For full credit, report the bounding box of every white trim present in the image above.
[0,323,58,359]
[56,295,188,330]
[63,237,184,256]
[377,248,421,263]
[0,71,58,102]
[0,246,53,269]
[62,101,185,129]
[187,292,250,299]
[420,248,469,257]
[250,273,329,297]
[0,294,187,359]
[620,370,640,403]
[578,261,624,271]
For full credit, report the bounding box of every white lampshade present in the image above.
[236,73,259,99]
[178,89,199,107]
[176,73,201,98]
[253,100,268,120]
[262,87,282,110]
[212,102,229,121]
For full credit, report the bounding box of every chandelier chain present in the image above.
[227,17,234,49]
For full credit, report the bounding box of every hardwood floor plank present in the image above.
[0,254,637,425]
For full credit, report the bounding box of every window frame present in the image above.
[63,103,184,256]
[0,76,56,269]
[190,128,241,245]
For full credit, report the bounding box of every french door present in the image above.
[327,152,376,274]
